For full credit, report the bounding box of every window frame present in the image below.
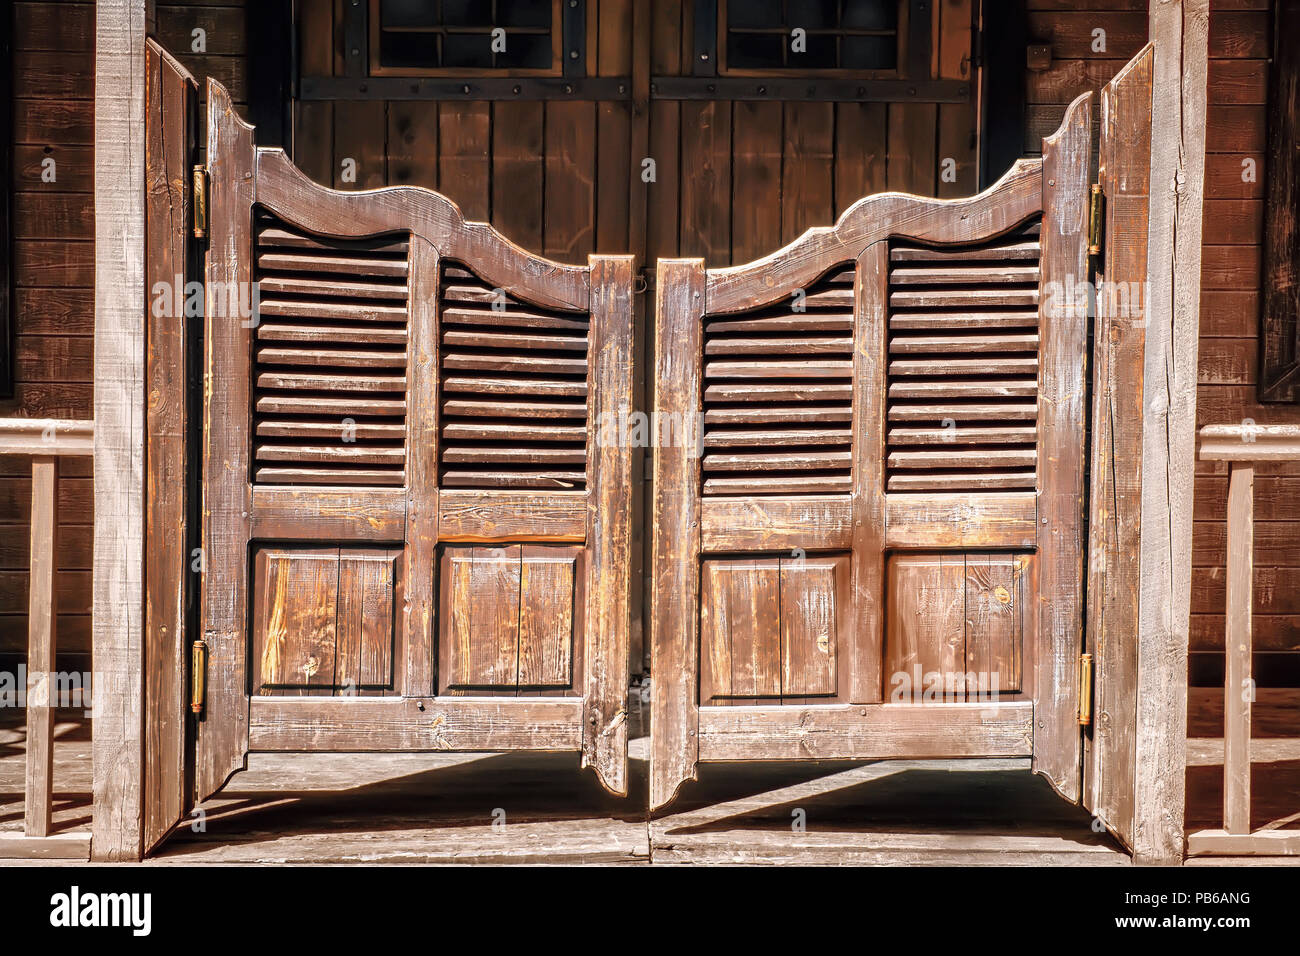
[715,0,911,79]
[367,0,568,78]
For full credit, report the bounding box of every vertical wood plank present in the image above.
[294,0,334,184]
[731,101,783,263]
[886,103,938,195]
[403,238,439,696]
[491,101,544,249]
[24,456,56,838]
[649,258,704,810]
[447,546,521,687]
[333,101,387,189]
[544,101,597,262]
[196,80,256,804]
[438,102,491,221]
[679,101,731,260]
[519,547,576,688]
[851,244,886,703]
[885,554,966,701]
[964,554,1023,695]
[1035,91,1092,802]
[93,0,148,860]
[645,0,682,263]
[337,550,396,694]
[936,0,977,198]
[702,560,782,699]
[1223,462,1253,834]
[1132,0,1207,866]
[582,254,635,794]
[387,101,438,189]
[143,41,194,853]
[779,555,842,700]
[1085,50,1152,844]
[833,102,886,215]
[781,102,835,243]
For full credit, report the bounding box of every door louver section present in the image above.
[438,262,590,491]
[701,265,855,496]
[251,211,410,486]
[885,220,1041,493]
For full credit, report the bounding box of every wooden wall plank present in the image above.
[438,102,491,221]
[491,101,544,249]
[678,101,731,261]
[730,101,783,264]
[781,102,835,243]
[544,101,597,262]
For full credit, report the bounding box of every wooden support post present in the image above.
[93,0,149,861]
[24,457,57,838]
[1132,0,1208,866]
[1223,462,1253,835]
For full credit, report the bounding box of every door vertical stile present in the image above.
[1033,91,1092,802]
[582,254,636,795]
[404,237,439,698]
[197,80,255,802]
[1083,47,1155,848]
[649,258,705,811]
[851,244,887,704]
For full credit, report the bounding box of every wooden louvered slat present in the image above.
[701,265,855,496]
[884,221,1042,494]
[438,260,590,491]
[251,211,410,486]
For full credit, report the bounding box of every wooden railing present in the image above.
[0,418,93,856]
[1190,423,1300,856]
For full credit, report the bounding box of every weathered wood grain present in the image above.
[92,0,148,862]
[649,258,704,810]
[1033,90,1092,802]
[143,40,195,854]
[581,255,635,795]
[197,79,255,803]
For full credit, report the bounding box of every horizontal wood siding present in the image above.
[2,1,95,670]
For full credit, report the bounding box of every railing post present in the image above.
[1224,460,1254,835]
[24,456,58,838]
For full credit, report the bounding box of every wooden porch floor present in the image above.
[2,691,1297,865]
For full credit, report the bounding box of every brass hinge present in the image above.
[191,640,208,715]
[1078,652,1094,727]
[1087,182,1104,258]
[192,165,209,239]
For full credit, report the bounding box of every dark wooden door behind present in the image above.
[195,80,635,804]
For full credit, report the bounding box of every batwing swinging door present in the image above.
[194,80,634,804]
[650,87,1103,811]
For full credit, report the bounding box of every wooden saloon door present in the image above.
[651,91,1096,810]
[195,81,634,802]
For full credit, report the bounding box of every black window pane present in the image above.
[380,30,439,68]
[841,0,897,31]
[442,32,496,67]
[497,31,552,68]
[441,0,493,27]
[789,33,837,67]
[841,34,896,69]
[729,0,783,29]
[497,0,552,29]
[787,0,838,30]
[380,0,439,29]
[727,32,786,69]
